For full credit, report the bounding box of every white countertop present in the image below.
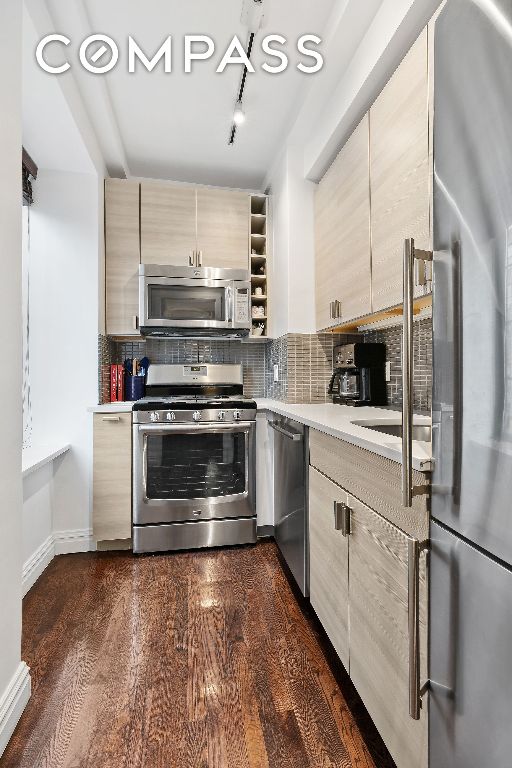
[88,399,431,471]
[22,443,71,478]
[255,399,432,472]
[88,402,134,413]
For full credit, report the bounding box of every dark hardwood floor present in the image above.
[1,541,395,768]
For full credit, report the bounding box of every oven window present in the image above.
[148,284,226,322]
[145,431,246,500]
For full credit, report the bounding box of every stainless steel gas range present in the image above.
[132,363,257,554]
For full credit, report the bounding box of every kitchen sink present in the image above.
[352,420,432,442]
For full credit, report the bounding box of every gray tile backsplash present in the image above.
[363,316,432,411]
[98,336,267,403]
[98,317,432,409]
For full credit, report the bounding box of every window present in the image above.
[22,149,37,449]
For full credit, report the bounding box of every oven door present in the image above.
[140,276,250,331]
[133,422,256,525]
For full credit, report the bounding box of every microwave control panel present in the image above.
[235,287,249,323]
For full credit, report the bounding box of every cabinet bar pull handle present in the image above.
[333,501,351,536]
[197,250,203,267]
[189,251,195,266]
[402,239,433,507]
[408,538,429,719]
[102,415,121,422]
[132,315,138,330]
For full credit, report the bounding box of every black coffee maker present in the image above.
[328,342,387,406]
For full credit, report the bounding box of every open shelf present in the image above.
[249,194,269,338]
[251,196,267,215]
[250,215,266,236]
[251,255,267,269]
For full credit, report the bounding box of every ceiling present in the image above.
[38,0,338,189]
[22,5,96,175]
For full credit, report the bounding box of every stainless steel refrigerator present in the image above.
[431,0,512,765]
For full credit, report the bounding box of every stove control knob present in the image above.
[192,411,202,422]
[150,412,160,422]
[166,411,176,422]
[233,410,242,421]
[218,410,226,421]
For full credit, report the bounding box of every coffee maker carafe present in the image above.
[328,342,387,406]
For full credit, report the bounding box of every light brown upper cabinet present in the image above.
[141,182,197,267]
[196,187,249,269]
[141,182,249,270]
[370,28,430,312]
[105,179,140,336]
[315,115,371,331]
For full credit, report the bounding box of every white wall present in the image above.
[0,0,31,756]
[269,146,317,337]
[26,170,99,551]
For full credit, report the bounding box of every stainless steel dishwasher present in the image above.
[269,416,309,596]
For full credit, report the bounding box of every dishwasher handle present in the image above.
[269,421,303,442]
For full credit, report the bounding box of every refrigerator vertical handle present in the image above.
[402,239,415,507]
[402,239,433,507]
[408,537,430,720]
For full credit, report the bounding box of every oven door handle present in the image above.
[137,422,254,436]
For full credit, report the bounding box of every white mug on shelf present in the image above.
[254,286,263,296]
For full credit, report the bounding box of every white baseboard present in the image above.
[0,662,31,758]
[22,535,55,596]
[54,528,94,555]
[22,528,95,597]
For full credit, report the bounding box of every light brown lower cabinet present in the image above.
[93,413,132,543]
[309,467,349,669]
[348,494,428,768]
[308,440,428,768]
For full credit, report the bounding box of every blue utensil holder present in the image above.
[125,376,145,401]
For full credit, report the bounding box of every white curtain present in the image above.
[22,204,32,449]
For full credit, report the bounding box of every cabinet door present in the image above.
[141,182,196,266]
[93,413,132,542]
[370,28,430,312]
[105,179,140,336]
[309,467,349,669]
[196,187,249,270]
[348,494,428,768]
[314,161,337,330]
[314,115,371,330]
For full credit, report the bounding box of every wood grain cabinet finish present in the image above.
[308,467,349,669]
[309,429,429,540]
[370,28,430,312]
[105,179,140,336]
[314,115,371,331]
[140,182,197,266]
[93,413,132,542]
[348,494,428,768]
[196,187,249,270]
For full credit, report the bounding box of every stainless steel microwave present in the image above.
[139,265,251,337]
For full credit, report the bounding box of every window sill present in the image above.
[22,443,71,479]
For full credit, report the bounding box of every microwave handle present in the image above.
[226,285,234,322]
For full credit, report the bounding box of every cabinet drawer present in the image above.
[309,467,349,669]
[93,413,132,542]
[309,429,429,539]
